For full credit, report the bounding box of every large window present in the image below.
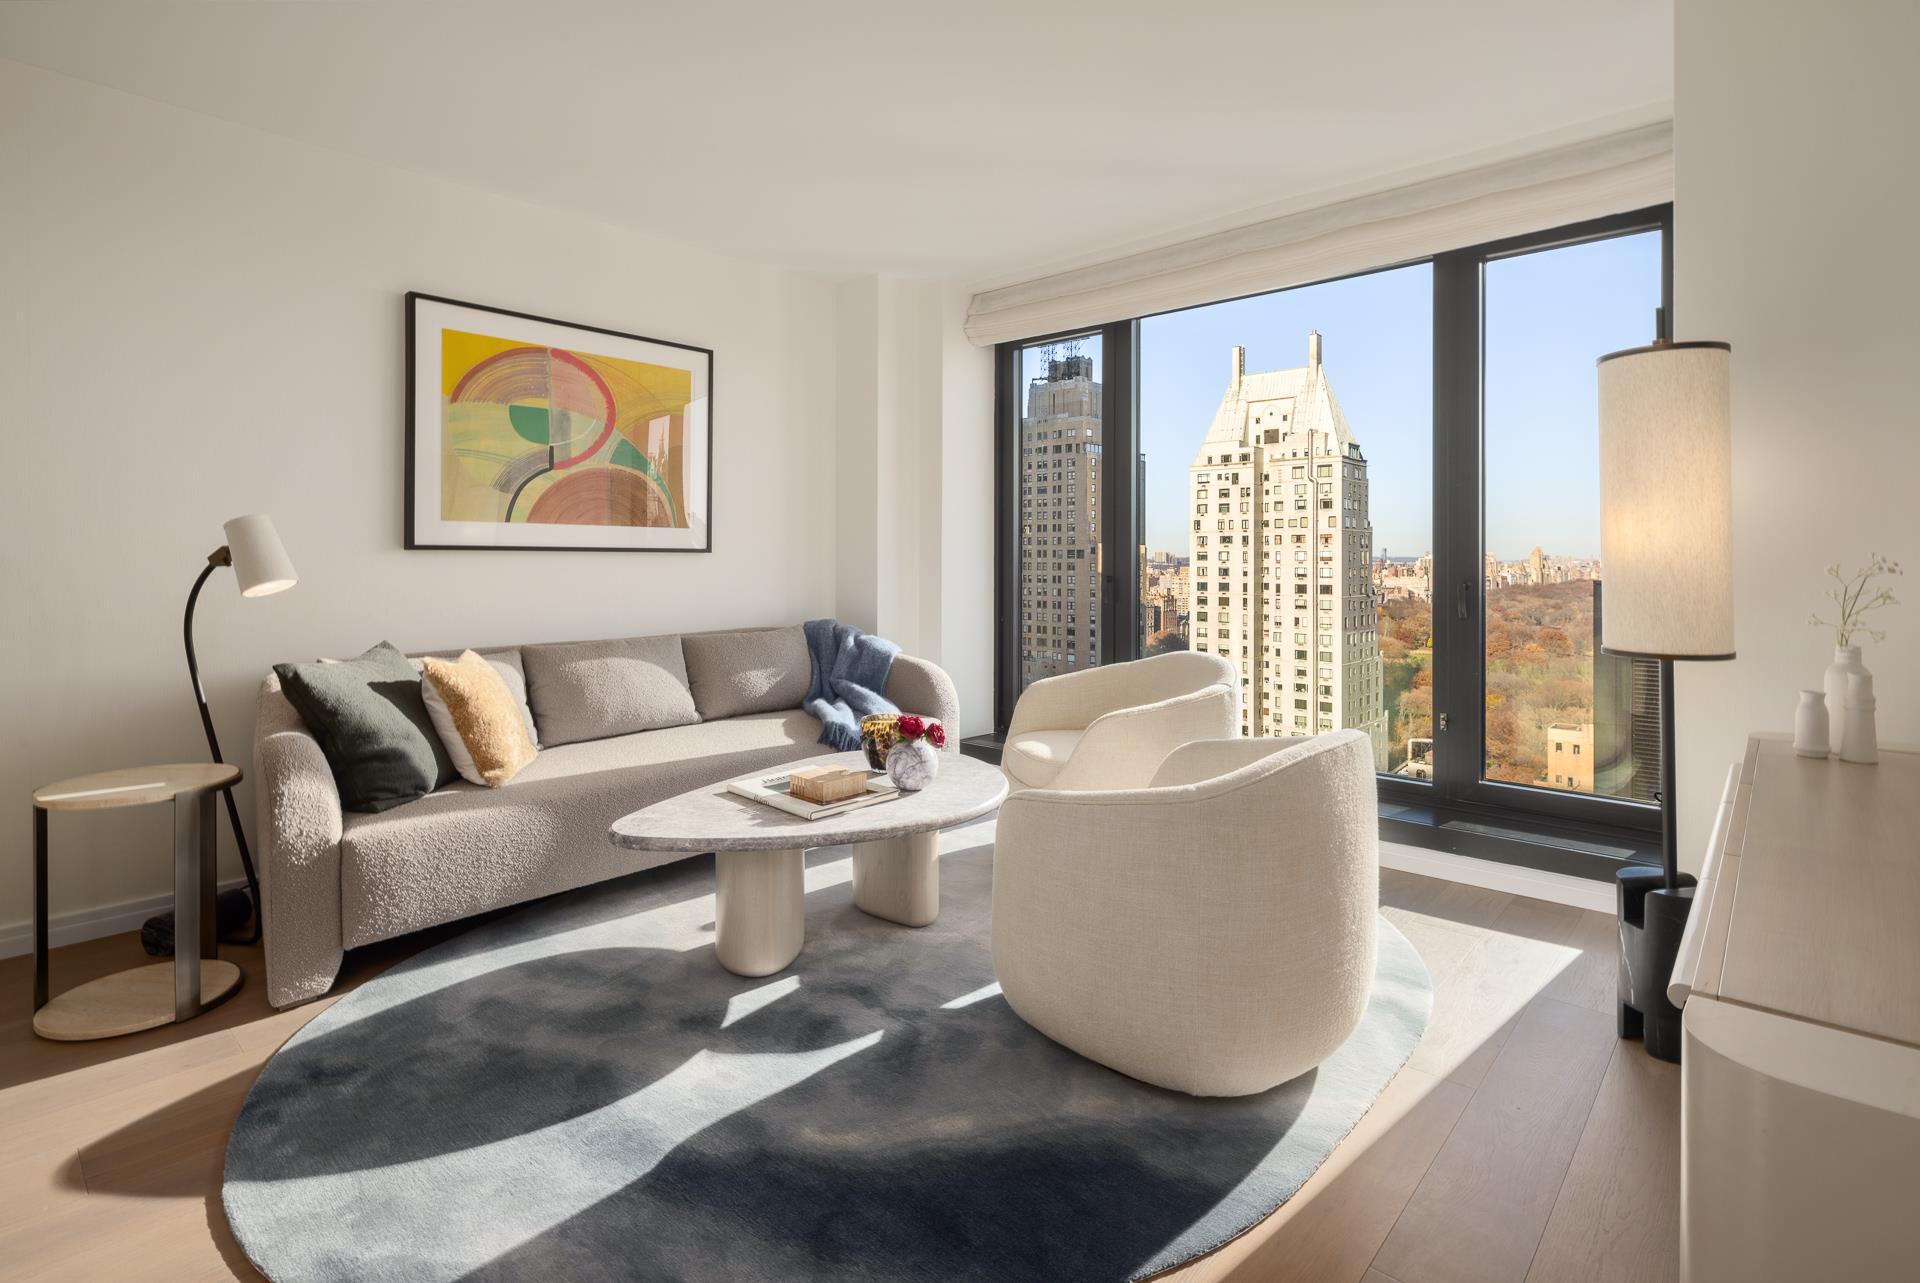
[994,207,1671,873]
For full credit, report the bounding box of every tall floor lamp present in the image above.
[1596,332,1735,1063]
[173,515,298,947]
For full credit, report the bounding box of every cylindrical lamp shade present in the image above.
[1596,341,1735,659]
[223,514,298,598]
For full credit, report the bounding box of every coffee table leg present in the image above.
[852,831,940,927]
[713,848,805,977]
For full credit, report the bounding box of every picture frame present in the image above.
[405,292,713,552]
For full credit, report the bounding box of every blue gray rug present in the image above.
[224,820,1431,1282]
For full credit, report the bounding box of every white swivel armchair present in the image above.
[1001,652,1239,793]
[992,731,1379,1097]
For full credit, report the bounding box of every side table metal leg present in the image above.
[33,806,49,1012]
[198,790,217,961]
[173,796,203,1021]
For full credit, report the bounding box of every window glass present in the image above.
[1018,335,1104,693]
[1139,266,1433,768]
[1483,232,1663,799]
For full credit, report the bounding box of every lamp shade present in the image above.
[1596,341,1735,660]
[223,514,298,598]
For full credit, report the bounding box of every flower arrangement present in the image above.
[894,714,947,750]
[1808,554,1903,647]
[885,715,945,791]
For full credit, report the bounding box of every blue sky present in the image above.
[1133,230,1662,559]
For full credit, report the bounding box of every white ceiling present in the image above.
[0,1,1672,283]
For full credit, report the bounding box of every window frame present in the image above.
[990,204,1673,873]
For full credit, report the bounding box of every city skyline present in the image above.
[1137,231,1662,559]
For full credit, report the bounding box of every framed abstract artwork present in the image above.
[405,293,712,552]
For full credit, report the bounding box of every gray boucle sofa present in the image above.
[253,625,957,1008]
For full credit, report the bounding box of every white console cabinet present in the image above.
[1669,734,1920,1282]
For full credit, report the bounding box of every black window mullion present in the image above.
[1100,319,1140,666]
[1430,250,1485,799]
[992,341,1020,733]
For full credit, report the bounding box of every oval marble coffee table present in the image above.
[609,751,1007,977]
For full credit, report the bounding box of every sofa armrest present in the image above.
[254,676,347,1007]
[884,654,961,751]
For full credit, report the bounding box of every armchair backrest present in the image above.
[1010,650,1238,733]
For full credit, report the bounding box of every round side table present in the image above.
[31,763,245,1041]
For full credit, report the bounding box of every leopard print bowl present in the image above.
[859,713,902,772]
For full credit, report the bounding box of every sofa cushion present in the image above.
[421,651,539,787]
[338,710,834,946]
[521,635,698,746]
[1003,729,1084,789]
[682,626,811,721]
[273,641,456,812]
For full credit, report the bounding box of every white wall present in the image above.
[834,275,996,737]
[1672,1,1919,865]
[0,60,845,932]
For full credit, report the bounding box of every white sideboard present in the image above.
[1669,733,1920,1282]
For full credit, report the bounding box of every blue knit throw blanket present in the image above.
[803,619,900,751]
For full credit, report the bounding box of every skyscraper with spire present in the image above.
[1187,332,1387,765]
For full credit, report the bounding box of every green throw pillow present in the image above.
[274,641,455,813]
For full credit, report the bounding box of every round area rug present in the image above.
[224,822,1431,1283]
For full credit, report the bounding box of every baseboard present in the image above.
[0,877,250,959]
[1380,841,1615,914]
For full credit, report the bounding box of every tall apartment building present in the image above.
[1019,351,1102,686]
[1187,333,1388,766]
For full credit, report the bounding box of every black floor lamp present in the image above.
[1596,330,1735,1063]
[151,515,298,950]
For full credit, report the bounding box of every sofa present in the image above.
[253,625,957,1008]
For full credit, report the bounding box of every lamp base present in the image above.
[1616,866,1696,1064]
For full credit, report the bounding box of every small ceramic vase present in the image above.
[886,739,939,792]
[1824,645,1870,760]
[1839,671,1879,765]
[1793,689,1830,758]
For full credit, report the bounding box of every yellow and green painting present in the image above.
[439,328,692,528]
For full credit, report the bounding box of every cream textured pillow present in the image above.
[421,651,539,787]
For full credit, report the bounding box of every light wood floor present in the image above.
[0,869,1678,1282]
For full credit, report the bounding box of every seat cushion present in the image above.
[521,634,698,746]
[1003,729,1085,789]
[338,710,834,946]
[681,626,811,721]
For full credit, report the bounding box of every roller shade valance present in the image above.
[964,122,1673,347]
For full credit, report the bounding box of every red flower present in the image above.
[896,713,926,740]
[926,722,947,749]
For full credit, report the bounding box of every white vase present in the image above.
[1824,645,1869,757]
[886,740,939,792]
[1793,690,1830,758]
[1839,671,1880,765]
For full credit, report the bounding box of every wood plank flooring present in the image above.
[0,868,1678,1282]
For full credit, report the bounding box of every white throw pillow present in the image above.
[422,655,541,785]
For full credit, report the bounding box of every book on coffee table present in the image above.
[728,769,901,821]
